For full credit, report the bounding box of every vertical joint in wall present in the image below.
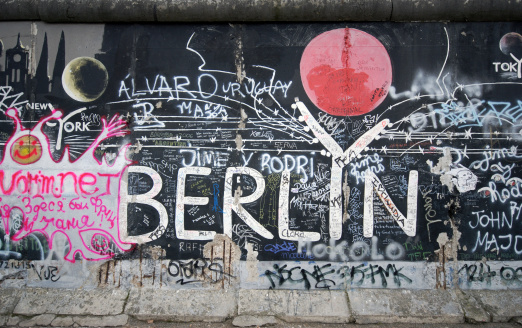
[436,244,447,289]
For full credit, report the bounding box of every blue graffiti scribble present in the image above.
[264,241,297,254]
[212,183,224,213]
[398,175,409,196]
[432,100,522,128]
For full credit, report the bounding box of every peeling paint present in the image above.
[428,148,454,192]
[342,170,350,224]
[127,140,143,156]
[244,242,259,283]
[235,133,243,151]
[30,22,37,76]
[147,246,166,260]
[203,234,241,287]
[435,198,462,289]
[234,25,245,84]
[239,107,248,130]
[447,198,462,287]
[435,232,448,289]
[234,186,242,205]
[428,148,478,193]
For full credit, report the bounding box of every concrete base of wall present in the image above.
[1,287,522,326]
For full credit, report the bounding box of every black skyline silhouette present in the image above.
[0,32,66,102]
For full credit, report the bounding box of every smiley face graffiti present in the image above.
[10,135,43,164]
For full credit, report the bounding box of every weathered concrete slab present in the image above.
[468,290,522,322]
[13,288,128,316]
[232,315,278,327]
[19,314,56,327]
[455,289,490,323]
[50,316,75,327]
[72,314,129,326]
[2,287,522,325]
[0,288,21,315]
[0,315,8,326]
[125,288,236,322]
[238,290,351,323]
[348,289,464,324]
[6,316,22,326]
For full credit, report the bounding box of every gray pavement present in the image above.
[114,320,522,328]
[2,287,522,327]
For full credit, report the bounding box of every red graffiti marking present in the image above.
[300,28,392,116]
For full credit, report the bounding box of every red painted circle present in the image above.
[300,28,392,116]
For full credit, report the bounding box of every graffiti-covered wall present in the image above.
[1,22,522,290]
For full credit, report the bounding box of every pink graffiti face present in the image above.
[91,233,111,253]
[10,135,43,164]
[0,108,134,262]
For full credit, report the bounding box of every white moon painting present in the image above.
[62,57,108,102]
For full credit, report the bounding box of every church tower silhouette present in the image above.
[50,31,66,97]
[5,34,29,94]
[34,32,50,95]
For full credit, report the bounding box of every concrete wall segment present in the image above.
[0,18,522,312]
